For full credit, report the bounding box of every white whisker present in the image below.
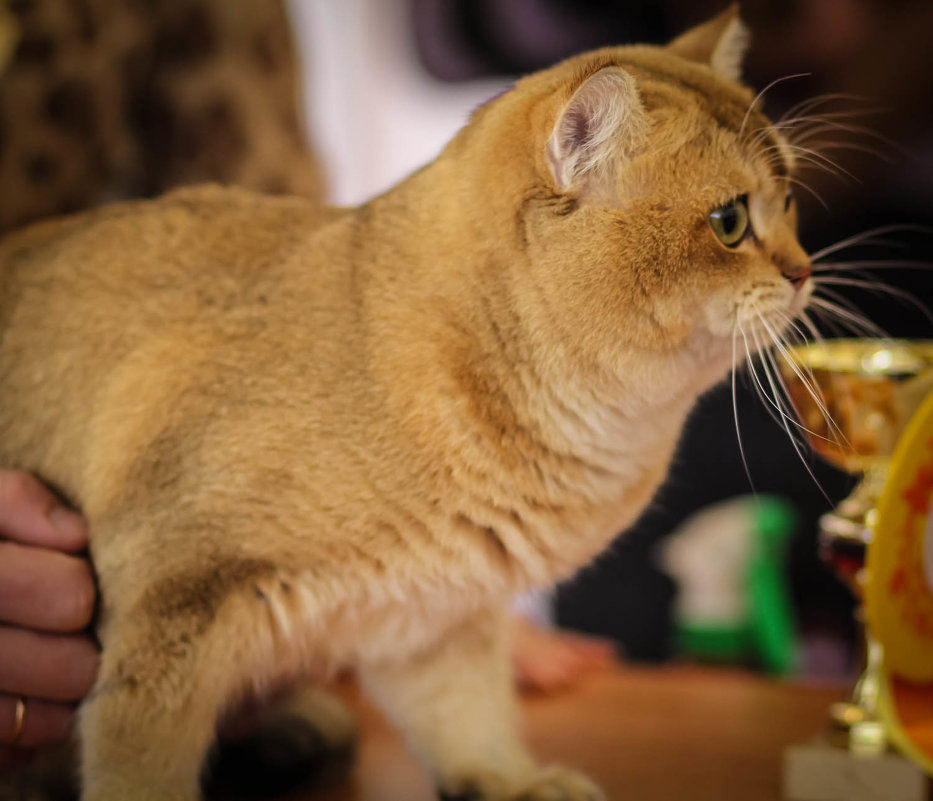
[748,323,832,503]
[737,312,836,446]
[808,295,888,338]
[783,144,859,181]
[787,176,829,210]
[732,324,756,493]
[809,225,933,262]
[796,309,826,345]
[755,309,848,447]
[739,73,812,143]
[812,259,933,272]
[739,325,798,433]
[776,93,871,126]
[813,275,933,325]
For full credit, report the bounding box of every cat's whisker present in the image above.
[774,309,810,347]
[785,114,892,142]
[812,259,933,272]
[790,124,898,158]
[808,295,889,338]
[757,344,815,439]
[751,100,886,160]
[755,308,848,448]
[738,310,834,447]
[782,144,859,182]
[808,305,848,338]
[810,242,909,263]
[808,224,933,263]
[796,309,826,346]
[738,324,801,438]
[776,92,872,126]
[794,137,896,166]
[731,323,756,493]
[812,275,933,324]
[786,176,829,210]
[748,326,832,503]
[809,292,884,336]
[810,286,890,333]
[738,73,812,143]
[758,143,848,181]
[754,308,815,394]
[763,341,849,457]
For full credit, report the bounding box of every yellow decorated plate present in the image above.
[866,387,933,680]
[879,676,933,775]
[865,387,933,772]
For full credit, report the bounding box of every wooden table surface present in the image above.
[280,665,848,801]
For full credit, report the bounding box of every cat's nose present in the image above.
[782,263,811,290]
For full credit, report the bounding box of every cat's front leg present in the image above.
[359,606,603,801]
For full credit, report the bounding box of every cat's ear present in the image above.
[546,67,648,197]
[668,4,750,83]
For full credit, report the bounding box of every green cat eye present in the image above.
[709,197,749,248]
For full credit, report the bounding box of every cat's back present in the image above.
[0,184,338,306]
[0,185,354,498]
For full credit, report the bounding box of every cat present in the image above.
[0,7,812,801]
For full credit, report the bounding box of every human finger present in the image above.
[0,626,99,702]
[0,542,96,632]
[0,471,87,551]
[0,694,74,749]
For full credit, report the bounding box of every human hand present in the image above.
[0,471,98,769]
[511,615,619,694]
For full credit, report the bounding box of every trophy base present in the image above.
[784,735,929,801]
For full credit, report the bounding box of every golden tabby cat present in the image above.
[0,8,811,800]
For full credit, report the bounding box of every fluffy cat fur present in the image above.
[0,8,812,800]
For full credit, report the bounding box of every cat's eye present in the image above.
[708,197,749,248]
[784,188,793,212]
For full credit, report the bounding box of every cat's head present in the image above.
[474,7,813,397]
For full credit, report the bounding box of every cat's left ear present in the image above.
[546,67,648,198]
[668,4,750,83]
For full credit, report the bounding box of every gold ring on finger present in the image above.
[9,696,25,745]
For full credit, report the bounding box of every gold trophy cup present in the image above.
[780,339,933,753]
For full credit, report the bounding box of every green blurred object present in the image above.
[664,496,798,675]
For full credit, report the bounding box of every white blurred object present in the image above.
[287,0,510,206]
[660,495,797,674]
[513,590,554,629]
[662,497,756,628]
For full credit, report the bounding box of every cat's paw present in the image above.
[439,770,512,801]
[513,765,604,801]
[439,766,603,801]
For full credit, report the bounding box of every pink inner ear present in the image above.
[547,68,647,193]
[562,105,595,153]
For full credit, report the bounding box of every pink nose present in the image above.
[783,263,812,289]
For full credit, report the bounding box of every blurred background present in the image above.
[1,0,931,680]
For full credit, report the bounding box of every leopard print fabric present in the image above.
[0,0,323,235]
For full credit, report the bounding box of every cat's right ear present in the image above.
[546,67,648,199]
[667,4,749,83]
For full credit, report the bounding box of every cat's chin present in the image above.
[790,279,814,317]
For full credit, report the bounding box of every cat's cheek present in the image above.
[697,291,741,339]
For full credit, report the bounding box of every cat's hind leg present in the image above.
[360,607,604,801]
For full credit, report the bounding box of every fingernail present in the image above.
[48,505,89,546]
